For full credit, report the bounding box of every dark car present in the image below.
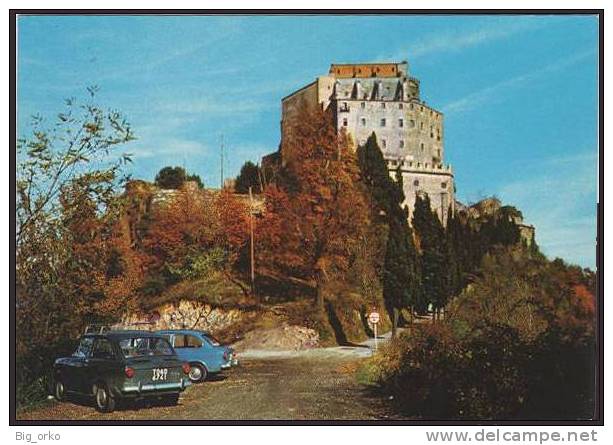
[51,330,191,412]
[157,330,238,383]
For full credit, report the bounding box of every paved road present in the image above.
[17,335,400,421]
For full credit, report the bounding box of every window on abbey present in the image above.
[380,118,386,127]
[413,179,419,187]
[381,102,386,109]
[361,117,366,126]
[399,140,405,148]
[410,119,415,128]
[361,102,365,109]
[342,118,348,127]
[398,118,404,127]
[382,139,387,148]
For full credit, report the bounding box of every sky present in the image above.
[17,14,599,269]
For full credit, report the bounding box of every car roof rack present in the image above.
[84,321,156,335]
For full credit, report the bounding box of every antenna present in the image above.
[220,134,225,189]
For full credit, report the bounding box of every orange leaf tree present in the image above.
[256,107,370,310]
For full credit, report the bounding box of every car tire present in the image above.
[188,363,207,383]
[54,379,66,402]
[94,383,116,413]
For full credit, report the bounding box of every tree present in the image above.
[357,133,421,336]
[141,188,249,291]
[383,168,422,335]
[413,193,451,318]
[16,88,134,405]
[235,161,263,194]
[154,166,187,189]
[186,173,204,189]
[255,107,369,311]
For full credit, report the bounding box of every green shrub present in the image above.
[364,250,596,420]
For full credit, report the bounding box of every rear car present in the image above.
[157,329,237,383]
[51,331,191,412]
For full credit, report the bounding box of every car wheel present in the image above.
[188,363,207,382]
[54,379,65,402]
[94,383,116,413]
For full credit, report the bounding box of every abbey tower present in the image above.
[271,61,454,223]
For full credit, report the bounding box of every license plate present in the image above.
[152,368,168,381]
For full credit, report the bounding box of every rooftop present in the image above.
[329,61,408,79]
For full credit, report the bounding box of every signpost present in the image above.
[368,311,380,351]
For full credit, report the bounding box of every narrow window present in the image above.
[381,102,386,109]
[413,179,419,187]
[410,103,414,110]
[381,118,386,127]
[399,103,403,109]
[410,119,415,128]
[398,118,404,128]
[399,140,405,148]
[361,102,365,109]
[343,118,348,127]
[382,139,387,148]
[420,122,424,130]
[360,117,366,126]
[420,143,424,151]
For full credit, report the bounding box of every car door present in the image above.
[186,333,218,369]
[64,336,94,393]
[86,338,119,393]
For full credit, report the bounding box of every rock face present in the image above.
[232,324,320,352]
[119,300,244,333]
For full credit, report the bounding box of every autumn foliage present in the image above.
[255,107,370,308]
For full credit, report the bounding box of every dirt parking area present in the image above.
[17,353,399,421]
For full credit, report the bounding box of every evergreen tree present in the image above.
[235,161,262,194]
[357,133,421,335]
[155,166,187,189]
[413,193,451,318]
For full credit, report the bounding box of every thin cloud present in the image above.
[442,49,596,114]
[497,150,597,268]
[381,17,557,62]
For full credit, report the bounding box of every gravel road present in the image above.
[17,336,399,421]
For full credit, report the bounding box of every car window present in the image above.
[73,337,94,358]
[173,334,203,348]
[185,335,203,348]
[91,339,115,359]
[119,337,174,358]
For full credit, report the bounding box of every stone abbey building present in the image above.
[270,61,454,223]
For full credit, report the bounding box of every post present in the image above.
[249,186,255,294]
[374,323,378,351]
[220,134,225,189]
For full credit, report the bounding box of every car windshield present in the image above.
[118,337,174,358]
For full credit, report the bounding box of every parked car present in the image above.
[157,329,238,383]
[51,330,191,412]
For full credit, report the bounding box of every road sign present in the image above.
[368,311,380,351]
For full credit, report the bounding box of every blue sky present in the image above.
[17,14,599,268]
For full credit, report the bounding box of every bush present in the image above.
[364,249,596,420]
